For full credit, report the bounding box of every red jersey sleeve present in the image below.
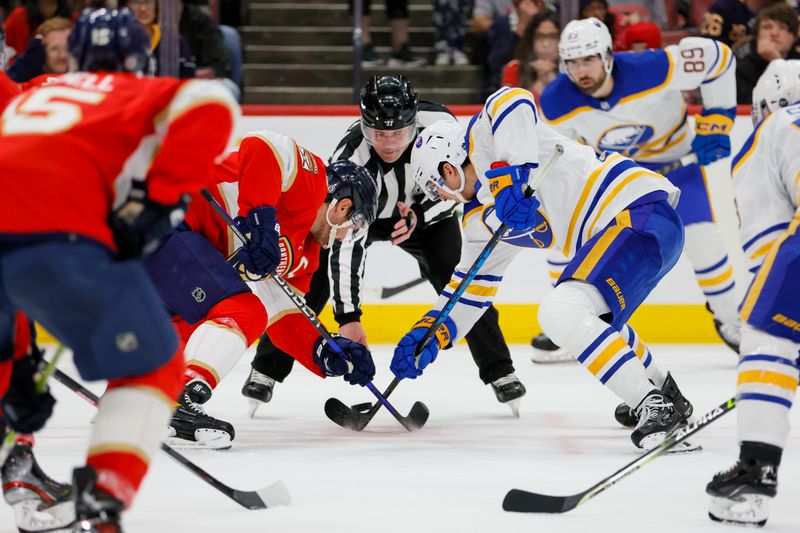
[145,79,240,205]
[235,132,293,214]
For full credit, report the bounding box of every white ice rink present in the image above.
[3,343,799,533]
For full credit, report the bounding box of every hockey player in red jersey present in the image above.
[142,130,380,449]
[0,8,238,531]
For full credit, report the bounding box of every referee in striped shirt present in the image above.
[243,76,525,414]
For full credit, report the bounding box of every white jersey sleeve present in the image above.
[667,37,736,110]
[481,88,540,167]
[732,103,800,272]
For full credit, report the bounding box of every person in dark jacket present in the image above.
[735,2,800,104]
[179,2,232,81]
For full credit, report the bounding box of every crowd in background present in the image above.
[1,0,800,104]
[0,0,243,99]
[349,0,800,104]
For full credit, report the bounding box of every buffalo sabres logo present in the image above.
[483,206,554,249]
[597,124,654,157]
[191,286,206,303]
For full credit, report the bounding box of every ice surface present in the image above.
[3,344,798,533]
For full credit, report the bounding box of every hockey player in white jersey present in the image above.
[535,18,743,367]
[706,59,800,528]
[392,88,698,450]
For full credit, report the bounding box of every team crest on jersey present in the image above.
[597,124,654,156]
[275,236,294,276]
[483,206,554,249]
[298,146,318,174]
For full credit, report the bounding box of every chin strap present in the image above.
[322,199,348,249]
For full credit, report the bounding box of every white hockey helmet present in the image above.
[752,59,800,124]
[559,17,614,79]
[410,120,469,203]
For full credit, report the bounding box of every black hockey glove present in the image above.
[110,181,189,259]
[1,356,55,434]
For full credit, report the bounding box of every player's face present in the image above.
[564,55,607,94]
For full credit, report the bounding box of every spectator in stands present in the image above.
[471,0,513,34]
[124,0,196,78]
[6,16,70,82]
[434,0,470,65]
[608,0,666,29]
[622,20,662,50]
[2,0,71,64]
[349,0,428,67]
[179,0,239,97]
[487,0,544,89]
[700,0,785,48]
[736,2,800,103]
[579,0,617,42]
[502,10,559,98]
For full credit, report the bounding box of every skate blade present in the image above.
[530,348,573,364]
[248,399,262,419]
[12,499,75,533]
[506,399,521,419]
[638,433,702,453]
[166,429,233,451]
[709,495,770,527]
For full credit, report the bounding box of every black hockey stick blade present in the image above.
[324,397,430,432]
[380,276,426,299]
[503,490,580,513]
[49,365,291,510]
[502,397,736,514]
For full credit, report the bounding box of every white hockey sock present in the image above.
[620,324,667,388]
[737,325,800,448]
[683,222,739,324]
[539,281,654,407]
[184,320,248,389]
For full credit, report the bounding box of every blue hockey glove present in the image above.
[691,108,735,166]
[313,335,375,386]
[1,356,55,434]
[110,182,189,259]
[391,311,457,380]
[485,163,542,231]
[234,206,282,277]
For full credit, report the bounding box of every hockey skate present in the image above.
[491,373,526,418]
[707,459,778,527]
[241,368,275,419]
[713,318,742,354]
[2,443,74,532]
[630,390,700,452]
[167,381,235,450]
[614,372,694,428]
[530,332,573,364]
[71,465,124,533]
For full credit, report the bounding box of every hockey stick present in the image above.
[502,397,736,513]
[654,154,698,176]
[48,365,290,510]
[200,189,426,431]
[0,344,65,465]
[380,276,426,299]
[325,145,566,431]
